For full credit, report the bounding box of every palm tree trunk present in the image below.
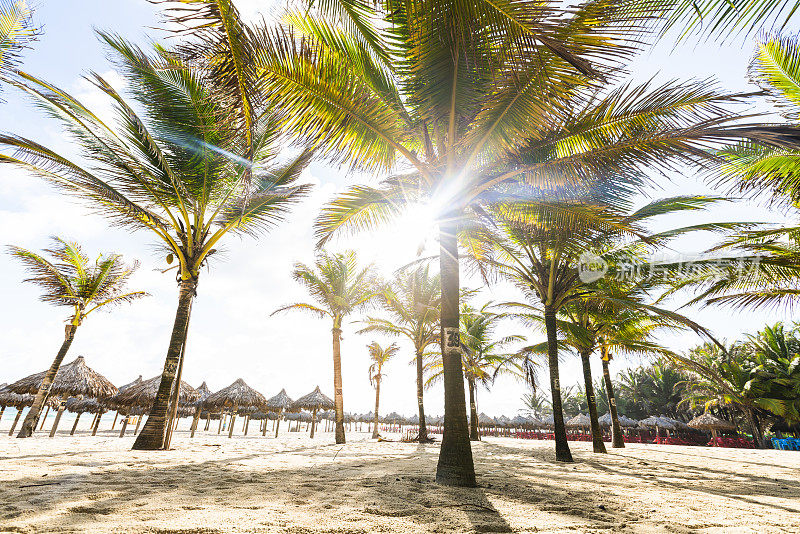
[133,278,195,450]
[17,323,78,438]
[164,334,189,450]
[743,406,764,448]
[544,305,573,462]
[415,349,429,442]
[467,377,479,441]
[332,324,346,444]
[9,408,23,436]
[372,375,381,439]
[435,221,476,487]
[601,354,624,448]
[49,395,68,438]
[580,352,607,453]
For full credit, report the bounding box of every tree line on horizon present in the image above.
[2,0,800,488]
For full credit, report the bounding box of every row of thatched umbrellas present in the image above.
[1,356,737,440]
[0,356,341,439]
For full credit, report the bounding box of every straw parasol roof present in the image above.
[639,415,675,430]
[265,388,295,412]
[66,397,103,414]
[0,385,30,408]
[111,375,199,411]
[542,414,555,427]
[7,356,118,399]
[203,378,267,411]
[291,386,334,411]
[618,415,638,427]
[118,375,143,393]
[477,412,495,426]
[688,412,736,432]
[598,412,613,427]
[566,413,591,428]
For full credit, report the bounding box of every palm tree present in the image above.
[0,0,38,94]
[8,237,146,438]
[254,0,727,486]
[273,250,381,444]
[255,0,794,484]
[657,0,800,42]
[367,341,399,439]
[459,304,523,441]
[357,265,439,441]
[471,191,736,461]
[0,35,312,450]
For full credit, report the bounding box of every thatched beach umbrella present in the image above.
[618,415,638,428]
[688,412,736,441]
[7,356,118,437]
[111,375,199,437]
[265,388,294,437]
[110,375,143,429]
[65,397,102,435]
[189,381,211,437]
[291,386,334,438]
[203,378,267,438]
[566,413,591,430]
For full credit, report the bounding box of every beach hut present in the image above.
[6,356,118,437]
[290,386,334,438]
[203,379,267,438]
[265,388,294,437]
[688,412,736,442]
[189,381,212,437]
[111,375,199,437]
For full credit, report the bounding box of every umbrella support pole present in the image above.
[9,408,23,436]
[228,404,238,438]
[274,409,282,438]
[217,412,224,433]
[0,406,4,423]
[244,414,251,436]
[49,397,68,438]
[38,405,50,431]
[92,411,103,436]
[134,416,142,435]
[89,411,99,432]
[191,410,201,438]
[310,408,317,439]
[119,416,129,438]
[111,412,118,430]
[70,413,82,436]
[204,413,210,431]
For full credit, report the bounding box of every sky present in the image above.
[0,1,796,420]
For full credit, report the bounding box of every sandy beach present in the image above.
[0,418,798,534]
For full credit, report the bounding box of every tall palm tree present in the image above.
[273,250,381,444]
[255,0,721,487]
[255,0,794,484]
[8,237,146,438]
[357,265,440,441]
[470,192,735,461]
[0,0,38,94]
[0,35,312,450]
[367,341,399,439]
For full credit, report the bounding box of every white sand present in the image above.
[0,417,798,533]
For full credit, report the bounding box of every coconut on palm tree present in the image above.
[367,341,399,439]
[358,265,439,442]
[273,250,381,444]
[7,237,145,438]
[0,35,312,450]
